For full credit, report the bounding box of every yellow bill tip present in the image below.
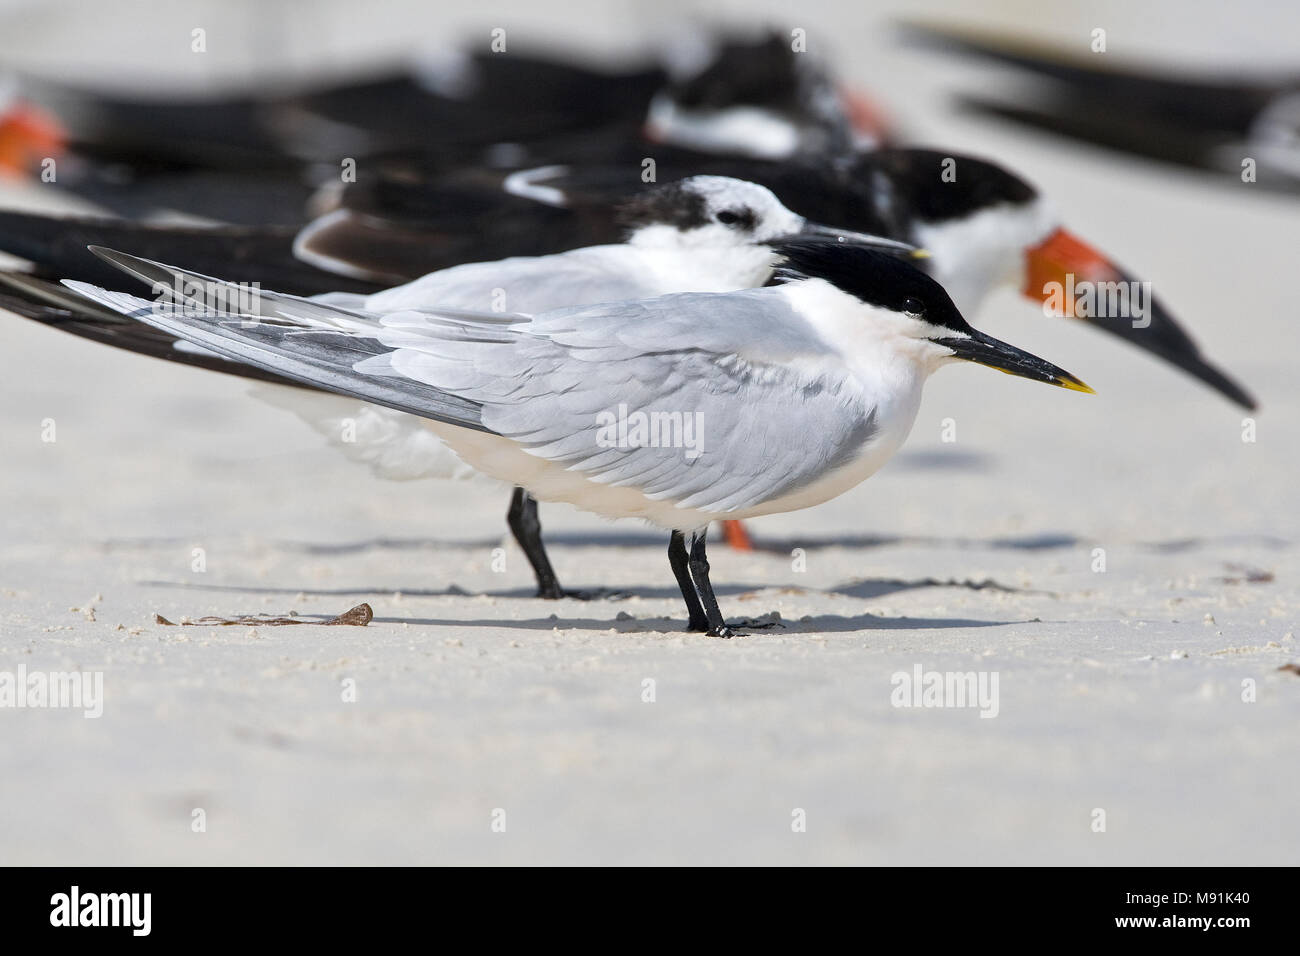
[1056,376,1096,395]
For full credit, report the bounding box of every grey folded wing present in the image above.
[367,290,881,514]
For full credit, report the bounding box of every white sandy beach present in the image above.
[0,0,1297,865]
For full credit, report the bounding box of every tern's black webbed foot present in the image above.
[534,581,563,600]
[684,619,734,637]
[537,585,626,601]
[727,615,784,631]
[671,529,741,637]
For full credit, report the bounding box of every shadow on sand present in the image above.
[368,612,1013,633]
[140,573,1049,602]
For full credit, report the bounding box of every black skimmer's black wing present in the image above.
[0,272,311,390]
[0,210,381,295]
[13,51,668,223]
[27,52,666,167]
[903,21,1300,192]
[56,167,319,226]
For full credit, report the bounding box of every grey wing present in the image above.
[373,290,880,514]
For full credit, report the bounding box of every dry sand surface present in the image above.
[0,0,1297,865]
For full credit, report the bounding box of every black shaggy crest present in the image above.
[614,182,711,231]
[771,237,973,335]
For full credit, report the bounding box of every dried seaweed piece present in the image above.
[1220,564,1275,585]
[153,603,372,627]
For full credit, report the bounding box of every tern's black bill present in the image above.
[934,329,1094,393]
[785,221,923,260]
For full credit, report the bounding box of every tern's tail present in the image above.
[0,266,480,483]
[59,247,492,436]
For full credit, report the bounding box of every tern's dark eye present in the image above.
[902,296,926,317]
[714,206,755,229]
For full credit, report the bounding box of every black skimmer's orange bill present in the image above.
[0,98,64,178]
[1021,228,1256,409]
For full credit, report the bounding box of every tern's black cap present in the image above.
[771,236,972,335]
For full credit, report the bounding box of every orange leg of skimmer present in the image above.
[721,520,755,551]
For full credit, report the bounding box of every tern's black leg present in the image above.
[668,531,708,632]
[507,487,565,599]
[506,488,618,600]
[687,529,734,638]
